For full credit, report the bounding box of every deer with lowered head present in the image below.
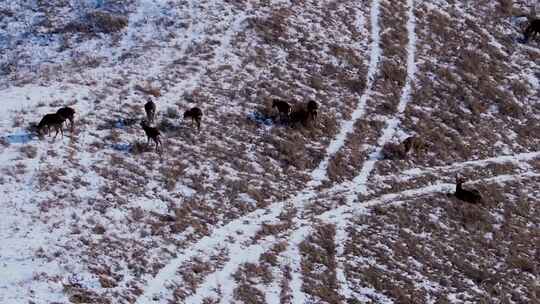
[401,136,427,157]
[454,175,484,204]
[56,106,75,130]
[184,107,203,131]
[140,120,162,152]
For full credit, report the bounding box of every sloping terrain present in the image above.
[0,0,539,303]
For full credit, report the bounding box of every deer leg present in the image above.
[53,126,59,139]
[196,119,201,132]
[147,136,150,146]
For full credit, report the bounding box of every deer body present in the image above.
[184,107,203,131]
[140,120,162,152]
[455,176,483,204]
[524,19,540,43]
[289,108,310,127]
[272,99,291,123]
[38,113,64,139]
[144,101,156,124]
[306,100,318,121]
[402,136,427,156]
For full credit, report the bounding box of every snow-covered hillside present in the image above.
[1,0,539,303]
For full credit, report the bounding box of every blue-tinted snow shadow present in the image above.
[3,133,35,144]
[111,143,132,153]
[247,111,275,127]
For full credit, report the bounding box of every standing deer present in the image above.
[306,100,318,122]
[272,99,291,123]
[401,136,427,156]
[37,113,65,139]
[184,107,203,131]
[455,175,484,204]
[140,120,162,152]
[289,108,310,128]
[524,19,540,43]
[144,100,156,124]
[56,106,75,130]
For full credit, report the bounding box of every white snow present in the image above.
[308,0,382,187]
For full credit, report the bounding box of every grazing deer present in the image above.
[306,100,318,122]
[144,100,156,124]
[289,108,310,128]
[184,107,203,131]
[524,19,540,43]
[401,136,427,156]
[56,106,75,130]
[140,120,162,152]
[37,113,64,139]
[272,99,291,123]
[455,175,484,204]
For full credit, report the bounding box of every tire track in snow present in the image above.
[333,0,416,298]
[319,170,540,224]
[176,1,385,302]
[308,0,382,188]
[135,0,384,301]
[237,165,540,303]
[395,151,540,180]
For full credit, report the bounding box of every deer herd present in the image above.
[28,18,540,206]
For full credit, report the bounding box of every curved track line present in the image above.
[308,0,382,187]
[243,170,540,303]
[183,2,385,302]
[334,0,417,299]
[183,235,277,303]
[320,171,540,224]
[135,0,384,301]
[398,151,540,178]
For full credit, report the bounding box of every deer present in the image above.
[401,136,427,157]
[289,108,310,128]
[272,99,291,123]
[144,100,156,124]
[37,113,65,139]
[184,107,203,131]
[56,106,75,130]
[455,175,484,204]
[524,19,540,43]
[306,100,318,122]
[140,120,162,152]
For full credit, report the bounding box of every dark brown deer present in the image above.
[56,106,75,130]
[144,100,156,124]
[272,99,291,123]
[401,136,427,156]
[140,120,162,152]
[306,100,318,122]
[37,113,64,139]
[455,175,484,204]
[524,19,540,43]
[289,108,310,128]
[184,107,203,131]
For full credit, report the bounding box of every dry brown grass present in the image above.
[300,223,342,304]
[344,176,540,303]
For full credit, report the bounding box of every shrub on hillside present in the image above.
[57,11,128,34]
